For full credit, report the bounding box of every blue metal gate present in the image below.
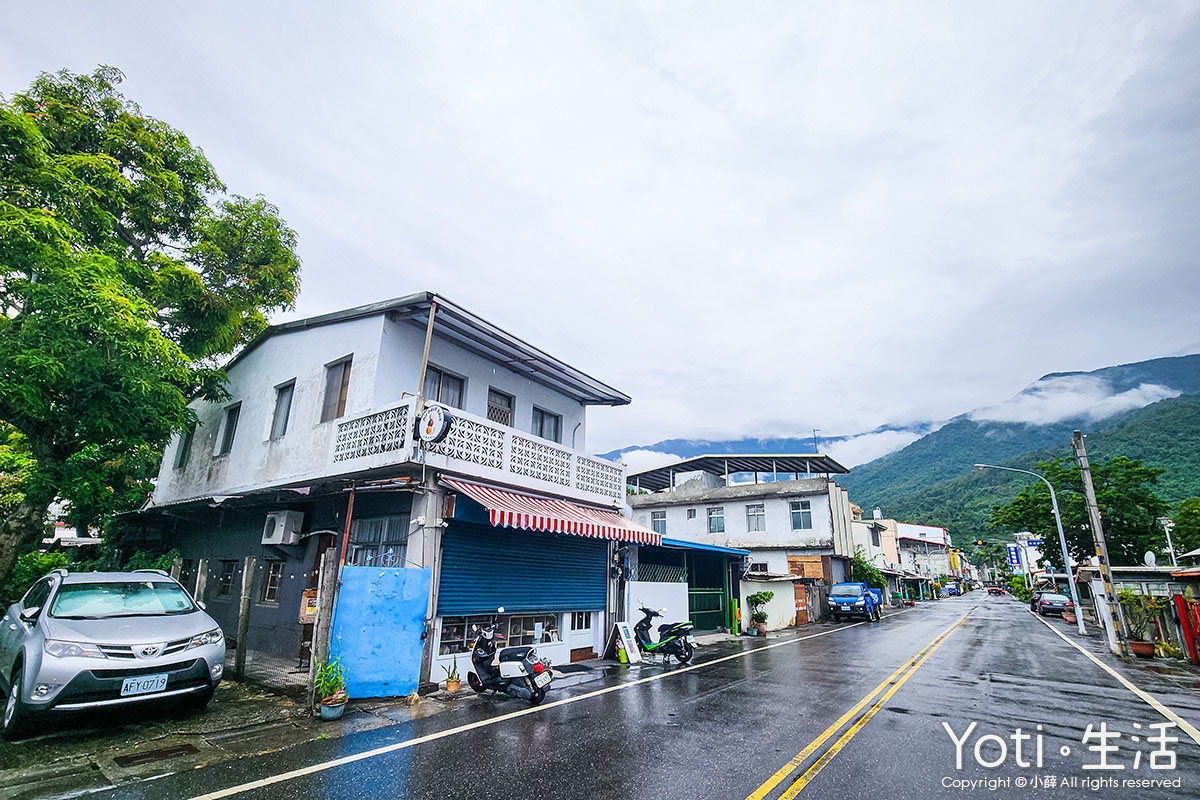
[330,565,431,698]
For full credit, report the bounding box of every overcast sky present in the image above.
[5,2,1199,461]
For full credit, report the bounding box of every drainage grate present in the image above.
[113,744,199,767]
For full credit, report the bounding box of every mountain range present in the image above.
[606,354,1200,539]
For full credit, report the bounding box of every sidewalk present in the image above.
[1034,608,1200,734]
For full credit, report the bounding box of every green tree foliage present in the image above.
[1007,575,1031,603]
[1171,497,1200,555]
[0,67,301,584]
[1,550,67,605]
[848,546,886,590]
[988,456,1169,567]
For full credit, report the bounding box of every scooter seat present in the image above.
[658,623,677,634]
[498,646,534,662]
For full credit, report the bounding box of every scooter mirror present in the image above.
[637,598,644,606]
[660,607,668,614]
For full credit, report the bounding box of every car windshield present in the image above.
[49,581,196,619]
[830,585,862,597]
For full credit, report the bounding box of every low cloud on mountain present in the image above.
[968,375,1180,426]
[824,430,927,468]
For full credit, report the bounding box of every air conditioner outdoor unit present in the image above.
[262,510,304,546]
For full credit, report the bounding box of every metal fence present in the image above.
[632,562,688,583]
[174,554,333,699]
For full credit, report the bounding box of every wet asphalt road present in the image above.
[99,594,1200,800]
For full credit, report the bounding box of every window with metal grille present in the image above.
[423,365,464,409]
[531,407,561,443]
[790,500,813,530]
[180,559,196,589]
[651,510,666,535]
[218,404,240,456]
[571,611,590,631]
[749,562,769,573]
[687,508,697,520]
[271,381,295,439]
[708,507,725,534]
[216,561,237,597]
[322,357,353,421]
[486,388,513,426]
[260,561,284,603]
[347,515,410,567]
[746,503,766,531]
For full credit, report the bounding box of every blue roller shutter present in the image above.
[437,521,607,616]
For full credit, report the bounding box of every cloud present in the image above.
[3,4,1199,453]
[968,376,1180,425]
[824,430,927,468]
[612,449,682,473]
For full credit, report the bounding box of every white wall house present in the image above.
[141,292,650,690]
[626,455,854,631]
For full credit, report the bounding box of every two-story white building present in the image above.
[139,292,658,695]
[625,455,853,631]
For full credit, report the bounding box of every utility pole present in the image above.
[1071,431,1126,656]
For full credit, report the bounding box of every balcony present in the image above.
[331,397,625,508]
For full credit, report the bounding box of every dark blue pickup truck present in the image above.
[828,582,884,622]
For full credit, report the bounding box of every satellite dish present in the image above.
[1144,551,1157,568]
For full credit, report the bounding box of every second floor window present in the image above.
[486,388,513,426]
[322,357,353,422]
[218,404,240,456]
[271,381,295,439]
[651,510,667,535]
[173,426,195,470]
[746,503,766,532]
[423,366,464,409]
[531,407,561,443]
[791,500,813,530]
[708,507,725,534]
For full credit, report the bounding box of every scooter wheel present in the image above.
[529,683,546,706]
[467,672,486,693]
[673,642,694,665]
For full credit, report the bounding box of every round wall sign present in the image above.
[418,406,454,444]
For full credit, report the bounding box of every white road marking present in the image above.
[189,608,919,799]
[1029,609,1200,745]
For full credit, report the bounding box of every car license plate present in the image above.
[533,671,551,687]
[120,674,168,697]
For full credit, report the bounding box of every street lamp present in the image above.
[1157,517,1178,567]
[974,464,1087,636]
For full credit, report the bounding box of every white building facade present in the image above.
[142,292,652,692]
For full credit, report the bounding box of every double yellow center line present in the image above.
[746,608,974,800]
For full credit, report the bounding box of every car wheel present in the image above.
[873,607,882,622]
[2,667,35,741]
[832,614,841,623]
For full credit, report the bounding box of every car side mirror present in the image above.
[19,607,40,624]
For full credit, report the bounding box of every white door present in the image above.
[567,611,593,651]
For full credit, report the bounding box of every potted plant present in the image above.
[1062,603,1078,625]
[314,657,349,720]
[1118,589,1168,659]
[746,591,773,636]
[443,653,462,693]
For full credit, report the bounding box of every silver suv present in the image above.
[0,569,225,739]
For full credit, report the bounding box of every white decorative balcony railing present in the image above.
[331,397,625,508]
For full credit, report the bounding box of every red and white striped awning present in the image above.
[443,478,661,546]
